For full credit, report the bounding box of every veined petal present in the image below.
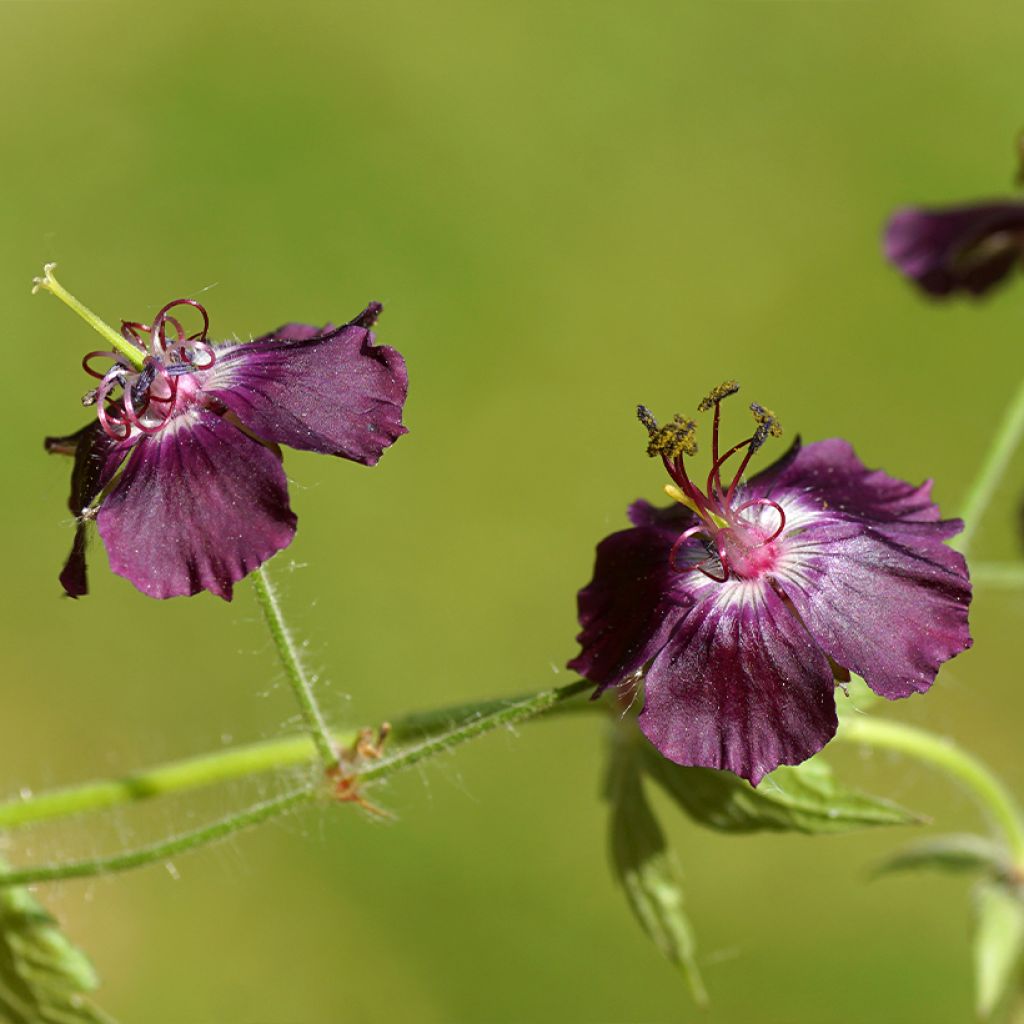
[747,438,949,526]
[884,202,1024,297]
[202,306,407,464]
[639,580,837,785]
[96,410,296,600]
[773,514,971,700]
[45,422,133,597]
[569,501,699,691]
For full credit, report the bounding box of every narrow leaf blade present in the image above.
[606,739,707,1005]
[973,880,1024,1021]
[874,834,1011,880]
[644,747,919,835]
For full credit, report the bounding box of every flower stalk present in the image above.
[251,563,338,766]
[836,716,1024,867]
[955,371,1024,556]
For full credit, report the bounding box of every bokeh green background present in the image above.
[2,2,1023,1021]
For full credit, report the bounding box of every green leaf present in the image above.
[874,834,1012,881]
[605,738,707,1005]
[973,880,1024,1021]
[643,747,920,835]
[0,868,116,1024]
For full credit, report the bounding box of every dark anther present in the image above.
[81,388,99,407]
[697,380,740,413]
[749,402,783,452]
[131,364,157,405]
[637,404,659,436]
[644,413,698,460]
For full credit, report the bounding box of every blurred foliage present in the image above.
[2,1,1024,1021]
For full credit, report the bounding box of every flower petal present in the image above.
[884,202,1024,297]
[639,581,837,785]
[96,411,296,599]
[747,438,951,528]
[45,422,133,597]
[202,305,407,464]
[568,500,698,691]
[773,515,972,700]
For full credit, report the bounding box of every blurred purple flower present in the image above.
[47,298,407,600]
[569,385,972,785]
[884,202,1024,297]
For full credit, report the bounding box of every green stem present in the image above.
[955,373,1024,555]
[836,716,1024,866]
[251,563,338,767]
[970,562,1024,588]
[0,791,315,887]
[31,263,146,370]
[0,680,590,885]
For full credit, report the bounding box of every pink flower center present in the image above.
[82,299,217,441]
[642,385,785,584]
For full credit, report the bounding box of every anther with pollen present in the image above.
[697,379,740,413]
[749,402,783,452]
[637,405,698,459]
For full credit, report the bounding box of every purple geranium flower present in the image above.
[569,384,972,785]
[884,201,1024,297]
[47,298,407,600]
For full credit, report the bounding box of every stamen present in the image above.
[668,524,707,572]
[641,412,698,460]
[82,351,129,380]
[749,402,783,453]
[96,370,130,440]
[734,498,787,544]
[187,340,216,370]
[697,380,740,413]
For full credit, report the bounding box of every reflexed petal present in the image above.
[45,422,133,598]
[639,581,837,785]
[203,308,407,464]
[884,203,1024,297]
[569,501,698,691]
[775,515,972,699]
[97,411,296,599]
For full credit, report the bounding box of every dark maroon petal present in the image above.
[639,581,837,786]
[96,411,296,600]
[202,309,407,465]
[884,202,1024,297]
[568,500,699,691]
[773,514,971,700]
[45,422,133,598]
[747,437,956,530]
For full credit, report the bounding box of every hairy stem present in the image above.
[31,263,146,370]
[0,679,590,885]
[251,563,338,767]
[955,373,1024,555]
[836,716,1024,866]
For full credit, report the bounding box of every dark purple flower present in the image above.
[884,201,1024,297]
[569,385,972,785]
[47,298,407,600]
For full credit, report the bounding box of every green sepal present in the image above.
[605,735,707,1005]
[973,879,1024,1021]
[643,747,920,835]
[873,834,1012,881]
[0,866,117,1024]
